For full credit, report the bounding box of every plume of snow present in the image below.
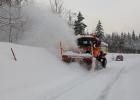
[19,2,77,55]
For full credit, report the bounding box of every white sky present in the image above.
[37,0,140,34]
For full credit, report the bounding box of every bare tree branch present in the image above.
[0,0,28,43]
[50,0,64,14]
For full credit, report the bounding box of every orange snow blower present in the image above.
[61,35,108,70]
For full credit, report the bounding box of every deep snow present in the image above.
[0,1,140,100]
[0,42,87,100]
[1,42,140,100]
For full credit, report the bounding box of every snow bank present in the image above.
[1,42,140,100]
[0,42,87,100]
[19,2,76,55]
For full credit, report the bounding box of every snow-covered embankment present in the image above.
[0,43,87,100]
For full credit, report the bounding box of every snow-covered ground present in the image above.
[0,42,140,100]
[0,42,87,100]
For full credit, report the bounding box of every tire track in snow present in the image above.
[47,60,115,100]
[47,74,92,100]
[96,66,125,100]
[47,69,106,100]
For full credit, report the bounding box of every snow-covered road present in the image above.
[105,55,140,100]
[46,55,140,100]
[1,43,140,100]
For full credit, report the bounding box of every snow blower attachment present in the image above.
[61,35,108,70]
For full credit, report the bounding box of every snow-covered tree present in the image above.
[104,31,140,53]
[74,12,87,35]
[132,30,136,41]
[0,0,27,43]
[50,0,64,14]
[95,20,104,40]
[63,9,77,28]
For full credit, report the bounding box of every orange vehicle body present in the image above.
[92,47,100,58]
[61,35,107,70]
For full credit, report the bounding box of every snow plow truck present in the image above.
[60,35,108,70]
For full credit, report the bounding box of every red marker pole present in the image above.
[11,48,17,61]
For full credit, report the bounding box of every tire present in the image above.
[102,58,107,68]
[62,55,71,63]
[82,58,92,70]
[95,58,107,70]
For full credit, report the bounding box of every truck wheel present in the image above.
[102,58,107,68]
[62,55,71,63]
[82,58,92,70]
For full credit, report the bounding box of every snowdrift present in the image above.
[0,42,87,100]
[1,43,140,100]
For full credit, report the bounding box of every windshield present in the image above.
[77,37,98,47]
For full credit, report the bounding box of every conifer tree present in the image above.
[74,12,87,35]
[95,20,104,40]
[132,30,136,41]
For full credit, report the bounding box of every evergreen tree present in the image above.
[104,31,140,54]
[73,12,87,35]
[120,32,125,52]
[127,32,132,46]
[123,33,127,40]
[121,32,124,39]
[95,20,104,40]
[127,32,131,40]
[132,30,136,41]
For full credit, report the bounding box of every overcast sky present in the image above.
[38,0,140,34]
